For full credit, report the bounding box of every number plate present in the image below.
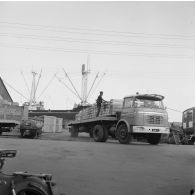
[152,129,160,132]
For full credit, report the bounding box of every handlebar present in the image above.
[0,150,17,158]
[0,150,17,170]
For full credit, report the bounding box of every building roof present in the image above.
[124,94,164,101]
[29,110,78,120]
[0,77,13,102]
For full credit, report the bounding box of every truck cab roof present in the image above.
[124,94,164,101]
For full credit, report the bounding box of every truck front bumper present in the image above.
[133,126,170,134]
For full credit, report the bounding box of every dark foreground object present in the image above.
[0,150,60,195]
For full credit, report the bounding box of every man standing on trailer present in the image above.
[96,91,106,117]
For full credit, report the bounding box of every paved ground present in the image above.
[0,132,195,195]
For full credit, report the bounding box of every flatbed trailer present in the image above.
[70,115,117,125]
[69,115,118,141]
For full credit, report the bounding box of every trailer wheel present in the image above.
[101,126,108,142]
[93,125,105,142]
[20,130,25,138]
[33,130,39,139]
[147,133,161,145]
[89,129,93,138]
[117,124,130,144]
[70,126,78,137]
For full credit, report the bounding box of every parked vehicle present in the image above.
[182,108,195,144]
[20,117,43,138]
[69,93,170,145]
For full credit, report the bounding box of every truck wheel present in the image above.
[20,130,25,138]
[89,128,93,138]
[101,126,108,142]
[117,124,130,144]
[70,126,78,137]
[33,131,39,139]
[147,134,161,145]
[93,125,105,142]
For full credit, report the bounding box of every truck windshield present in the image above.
[133,98,164,109]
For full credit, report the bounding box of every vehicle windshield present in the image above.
[134,98,164,109]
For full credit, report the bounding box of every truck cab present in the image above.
[116,94,170,144]
[182,108,195,144]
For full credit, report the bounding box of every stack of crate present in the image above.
[56,118,63,132]
[42,116,56,133]
[42,116,63,133]
[75,99,123,121]
[109,99,123,114]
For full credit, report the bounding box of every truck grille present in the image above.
[147,115,162,124]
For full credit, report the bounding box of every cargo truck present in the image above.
[20,117,43,138]
[69,93,170,145]
[182,108,195,144]
[0,102,27,135]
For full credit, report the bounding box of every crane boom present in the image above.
[55,75,82,101]
[63,68,82,100]
[86,72,99,99]
[35,69,42,95]
[21,71,30,95]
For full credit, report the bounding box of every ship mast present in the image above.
[81,64,90,106]
[23,70,44,110]
[29,71,37,106]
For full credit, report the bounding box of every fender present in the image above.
[116,119,131,133]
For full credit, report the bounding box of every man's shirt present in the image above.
[96,95,103,107]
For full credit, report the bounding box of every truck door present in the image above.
[183,109,194,134]
[121,97,135,124]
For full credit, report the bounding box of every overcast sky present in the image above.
[0,1,195,122]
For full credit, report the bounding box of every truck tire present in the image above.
[117,124,130,144]
[147,133,161,145]
[101,126,108,142]
[70,126,78,137]
[188,136,195,145]
[93,125,105,142]
[188,140,194,145]
[31,131,38,139]
[89,129,93,138]
[20,130,25,138]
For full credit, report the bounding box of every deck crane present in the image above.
[22,70,45,110]
[57,60,105,106]
[21,70,57,110]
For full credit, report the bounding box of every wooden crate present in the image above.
[75,99,123,121]
[43,115,56,133]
